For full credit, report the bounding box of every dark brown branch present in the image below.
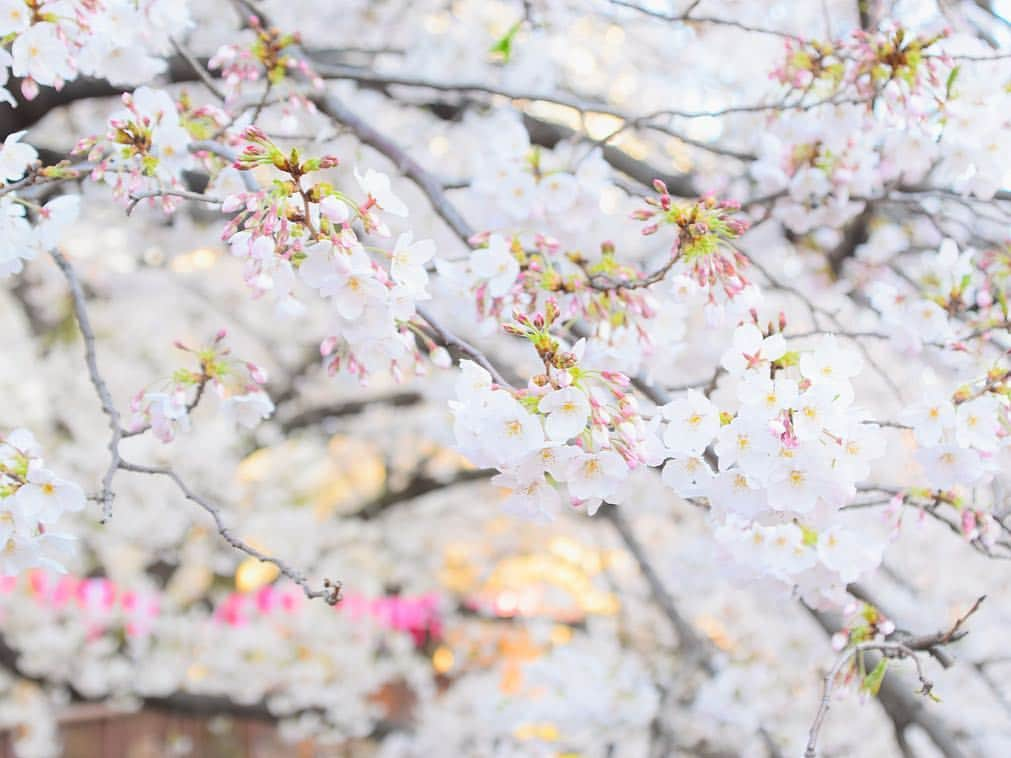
[279,391,422,433]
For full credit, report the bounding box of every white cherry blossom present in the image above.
[538,387,591,442]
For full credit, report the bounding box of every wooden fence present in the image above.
[0,705,355,758]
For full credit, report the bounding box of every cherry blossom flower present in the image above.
[720,323,786,375]
[661,455,715,497]
[566,449,627,505]
[221,391,275,430]
[661,391,720,455]
[471,235,520,297]
[0,130,37,182]
[11,23,73,91]
[538,387,591,442]
[493,468,560,522]
[355,168,408,217]
[390,232,436,292]
[817,527,885,584]
[903,391,957,446]
[13,467,86,524]
[798,336,863,386]
[915,444,984,490]
[955,396,1002,452]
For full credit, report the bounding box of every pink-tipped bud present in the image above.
[246,362,267,384]
[244,125,268,142]
[320,336,338,356]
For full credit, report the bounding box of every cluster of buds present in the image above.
[503,302,576,373]
[953,365,1011,405]
[635,185,749,259]
[772,25,949,102]
[208,13,323,94]
[847,26,947,98]
[223,127,346,257]
[502,306,646,465]
[969,246,1011,331]
[129,330,273,442]
[233,126,340,176]
[0,429,84,575]
[832,602,895,650]
[77,87,196,206]
[635,186,752,310]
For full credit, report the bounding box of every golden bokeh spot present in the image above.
[236,555,280,593]
[432,645,455,674]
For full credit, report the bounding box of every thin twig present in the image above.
[51,250,122,523]
[117,459,340,603]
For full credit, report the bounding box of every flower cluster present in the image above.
[865,237,1011,352]
[757,27,1006,240]
[0,0,191,102]
[79,87,221,206]
[129,330,274,442]
[751,105,881,233]
[208,12,322,100]
[465,115,605,234]
[452,305,662,520]
[904,367,1010,493]
[633,187,755,322]
[223,127,434,380]
[772,26,948,105]
[0,429,83,576]
[0,131,81,278]
[657,320,890,599]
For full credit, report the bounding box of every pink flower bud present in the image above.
[221,195,244,213]
[320,336,338,356]
[246,362,267,384]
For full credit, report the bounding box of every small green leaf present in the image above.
[862,658,889,696]
[945,65,961,100]
[774,351,800,368]
[489,21,522,63]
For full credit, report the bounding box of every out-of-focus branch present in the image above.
[279,391,422,433]
[350,467,494,520]
[600,505,715,671]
